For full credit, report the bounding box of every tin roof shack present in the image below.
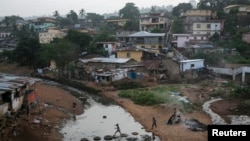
[0,87,13,117]
[94,69,128,84]
[0,76,38,116]
[179,59,205,79]
[8,77,38,107]
[74,57,139,80]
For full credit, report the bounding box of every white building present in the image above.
[179,59,205,72]
[39,27,67,44]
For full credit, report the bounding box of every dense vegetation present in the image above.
[118,85,193,113]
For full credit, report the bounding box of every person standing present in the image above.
[72,102,77,113]
[152,116,157,129]
[12,126,16,136]
[26,104,30,116]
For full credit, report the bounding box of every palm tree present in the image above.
[53,10,60,27]
[53,10,60,19]
[79,9,86,19]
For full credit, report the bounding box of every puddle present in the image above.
[60,98,160,141]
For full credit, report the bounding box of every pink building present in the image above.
[171,34,208,48]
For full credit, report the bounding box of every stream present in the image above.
[43,82,161,141]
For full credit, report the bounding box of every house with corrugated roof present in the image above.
[74,57,140,80]
[0,75,38,116]
[128,31,166,53]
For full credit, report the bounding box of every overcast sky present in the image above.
[0,0,192,17]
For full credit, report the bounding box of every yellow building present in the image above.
[106,19,130,27]
[116,47,143,62]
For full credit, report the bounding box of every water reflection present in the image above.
[60,98,160,141]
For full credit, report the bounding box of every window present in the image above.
[126,52,130,57]
[191,64,195,68]
[207,24,211,29]
[197,24,201,28]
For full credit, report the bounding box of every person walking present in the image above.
[152,116,157,129]
[113,123,122,137]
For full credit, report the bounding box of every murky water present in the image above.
[60,97,160,141]
[43,83,160,141]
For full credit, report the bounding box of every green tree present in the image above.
[87,42,108,57]
[86,13,104,26]
[42,39,78,76]
[119,3,140,20]
[172,19,184,33]
[53,10,60,26]
[123,20,139,31]
[118,3,140,31]
[150,6,157,13]
[151,27,164,33]
[65,30,92,52]
[93,31,116,42]
[66,10,78,24]
[13,37,41,68]
[2,15,23,30]
[196,0,250,12]
[172,3,192,17]
[79,9,86,19]
[53,10,60,19]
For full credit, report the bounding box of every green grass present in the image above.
[118,85,194,113]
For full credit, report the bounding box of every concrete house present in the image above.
[106,18,130,28]
[39,27,67,44]
[29,17,56,32]
[96,42,121,56]
[0,32,12,38]
[116,47,143,62]
[224,5,250,16]
[116,31,137,44]
[181,9,217,33]
[94,68,129,84]
[116,46,167,62]
[139,12,171,32]
[128,31,166,53]
[171,34,208,48]
[179,59,205,72]
[192,20,224,36]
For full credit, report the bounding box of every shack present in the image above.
[0,75,38,116]
[179,59,205,72]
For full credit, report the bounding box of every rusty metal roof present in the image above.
[0,75,39,91]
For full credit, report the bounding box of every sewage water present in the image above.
[60,91,160,141]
